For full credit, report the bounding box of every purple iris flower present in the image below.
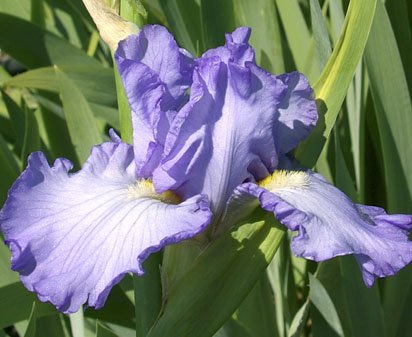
[1,24,411,314]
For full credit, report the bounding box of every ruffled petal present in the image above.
[116,25,194,102]
[0,142,211,313]
[153,28,316,218]
[202,27,255,65]
[236,171,412,286]
[274,72,318,154]
[153,56,285,217]
[115,25,194,177]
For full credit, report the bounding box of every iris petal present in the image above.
[153,28,316,220]
[236,171,412,286]
[115,25,194,177]
[0,142,211,313]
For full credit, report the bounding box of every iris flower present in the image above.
[1,25,412,314]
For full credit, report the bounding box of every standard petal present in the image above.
[237,171,412,286]
[202,27,255,65]
[153,28,317,219]
[275,72,318,154]
[115,25,194,177]
[116,25,194,101]
[153,55,287,217]
[0,142,211,313]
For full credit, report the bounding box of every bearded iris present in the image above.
[1,25,411,314]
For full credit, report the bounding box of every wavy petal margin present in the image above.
[235,171,412,286]
[153,27,316,218]
[0,142,211,313]
[115,25,194,177]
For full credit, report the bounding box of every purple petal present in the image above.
[275,72,318,154]
[153,27,317,218]
[153,56,285,216]
[116,25,194,101]
[115,25,194,177]
[202,27,255,65]
[237,171,412,286]
[0,142,211,313]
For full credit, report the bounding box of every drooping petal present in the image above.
[115,25,194,177]
[236,171,412,286]
[0,142,211,313]
[153,28,316,218]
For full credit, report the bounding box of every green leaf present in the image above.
[0,243,19,287]
[147,210,285,337]
[0,13,100,68]
[84,285,135,329]
[267,240,299,337]
[339,256,385,337]
[134,253,162,337]
[367,6,412,337]
[287,300,309,337]
[234,274,279,337]
[34,314,71,337]
[55,67,102,163]
[33,94,78,162]
[364,0,412,212]
[6,66,117,107]
[158,0,203,55]
[114,64,132,143]
[201,0,236,50]
[2,91,26,155]
[31,0,45,27]
[21,106,40,167]
[0,282,55,329]
[0,133,19,203]
[385,0,412,94]
[215,318,253,337]
[96,322,120,337]
[119,0,147,27]
[309,273,344,337]
[233,0,284,73]
[310,0,331,68]
[24,303,37,337]
[296,0,377,167]
[0,0,30,20]
[275,0,317,79]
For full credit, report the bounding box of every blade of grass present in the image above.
[233,0,284,73]
[158,0,203,55]
[363,3,412,337]
[147,210,284,337]
[310,0,332,69]
[296,0,377,167]
[0,13,100,68]
[55,67,102,163]
[309,273,344,337]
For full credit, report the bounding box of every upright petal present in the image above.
[236,171,412,286]
[274,72,318,154]
[115,25,194,177]
[202,27,255,65]
[153,55,285,217]
[0,142,211,313]
[153,28,316,218]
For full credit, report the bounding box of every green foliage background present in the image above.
[0,0,411,336]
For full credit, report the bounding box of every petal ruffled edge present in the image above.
[234,171,412,286]
[0,142,212,313]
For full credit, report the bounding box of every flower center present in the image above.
[127,180,180,204]
[258,170,309,191]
